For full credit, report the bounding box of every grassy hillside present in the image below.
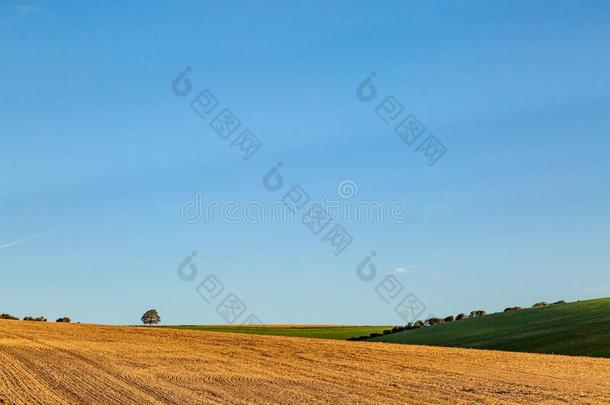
[371,297,610,358]
[162,325,391,340]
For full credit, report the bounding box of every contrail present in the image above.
[0,233,44,250]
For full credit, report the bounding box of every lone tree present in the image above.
[141,309,160,326]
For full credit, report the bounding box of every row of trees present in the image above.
[1,309,162,325]
[1,313,71,323]
[348,310,486,341]
[348,299,566,341]
[23,316,47,322]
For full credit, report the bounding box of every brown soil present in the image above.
[1,320,609,404]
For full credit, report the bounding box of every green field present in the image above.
[370,297,610,358]
[161,325,391,340]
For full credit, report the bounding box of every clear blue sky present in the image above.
[1,1,609,325]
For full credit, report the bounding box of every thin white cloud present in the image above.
[13,5,45,15]
[392,265,448,276]
[0,233,43,250]
[393,267,415,274]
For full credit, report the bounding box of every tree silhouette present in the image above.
[141,309,160,326]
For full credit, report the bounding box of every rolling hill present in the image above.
[370,297,610,358]
[161,325,391,340]
[1,320,610,403]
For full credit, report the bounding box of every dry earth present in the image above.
[1,320,609,404]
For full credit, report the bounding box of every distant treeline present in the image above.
[1,314,71,323]
[348,300,566,341]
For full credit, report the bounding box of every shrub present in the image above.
[56,317,71,323]
[532,302,548,308]
[413,320,424,328]
[369,333,383,338]
[552,300,566,305]
[382,329,392,335]
[391,326,405,333]
[346,335,370,341]
[444,316,455,322]
[0,314,18,320]
[425,317,444,326]
[470,310,486,317]
[455,313,468,320]
[24,316,46,322]
[503,306,522,312]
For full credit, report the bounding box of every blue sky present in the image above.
[1,1,609,325]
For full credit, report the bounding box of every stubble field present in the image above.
[1,320,609,404]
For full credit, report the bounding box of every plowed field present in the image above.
[1,320,609,404]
